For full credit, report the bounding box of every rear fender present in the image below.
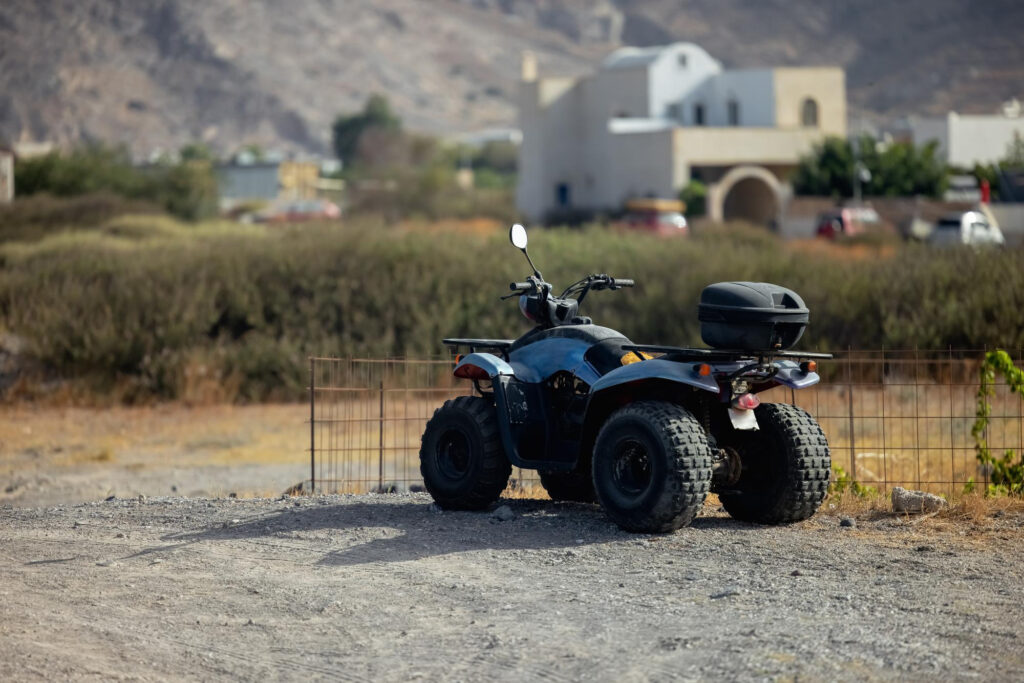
[589,358,720,395]
[578,359,721,466]
[769,361,821,390]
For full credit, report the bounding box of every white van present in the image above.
[928,211,1005,247]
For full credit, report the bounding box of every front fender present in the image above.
[589,358,720,395]
[453,352,514,379]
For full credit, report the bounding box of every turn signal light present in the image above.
[693,363,712,377]
[454,354,463,365]
[800,360,818,374]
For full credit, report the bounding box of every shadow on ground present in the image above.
[135,498,757,567]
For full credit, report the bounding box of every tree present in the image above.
[678,180,706,217]
[1003,131,1024,169]
[179,143,215,163]
[331,94,402,167]
[792,135,948,199]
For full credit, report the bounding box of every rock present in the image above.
[710,587,740,599]
[115,532,125,538]
[105,495,116,502]
[491,505,515,522]
[840,517,856,528]
[409,484,426,493]
[892,487,948,514]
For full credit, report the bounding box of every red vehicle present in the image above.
[815,206,880,239]
[251,199,341,224]
[621,199,688,236]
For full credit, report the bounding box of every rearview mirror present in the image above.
[509,223,528,250]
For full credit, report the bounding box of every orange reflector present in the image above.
[693,363,712,377]
[800,360,818,374]
[454,354,462,365]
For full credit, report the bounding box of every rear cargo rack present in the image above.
[622,344,832,363]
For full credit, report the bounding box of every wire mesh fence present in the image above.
[307,349,1024,497]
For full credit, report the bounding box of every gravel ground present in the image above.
[2,494,1023,681]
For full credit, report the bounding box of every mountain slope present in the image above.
[1,0,1021,155]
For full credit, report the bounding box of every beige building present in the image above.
[516,43,846,225]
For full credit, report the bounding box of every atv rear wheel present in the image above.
[592,401,712,533]
[718,403,830,525]
[538,463,596,503]
[420,396,511,510]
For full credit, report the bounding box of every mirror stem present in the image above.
[521,249,542,280]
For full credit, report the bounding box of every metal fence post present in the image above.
[847,347,856,482]
[309,357,316,495]
[378,379,385,492]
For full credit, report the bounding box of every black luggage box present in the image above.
[698,282,809,351]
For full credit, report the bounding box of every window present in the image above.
[727,100,740,126]
[801,98,819,127]
[693,103,705,126]
[666,103,680,120]
[677,53,688,68]
[555,182,571,208]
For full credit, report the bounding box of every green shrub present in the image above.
[0,193,160,243]
[14,145,218,221]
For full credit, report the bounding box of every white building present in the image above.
[898,100,1024,168]
[516,43,846,225]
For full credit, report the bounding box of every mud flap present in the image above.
[728,407,759,431]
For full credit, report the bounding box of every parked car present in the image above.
[928,211,1005,247]
[815,206,881,239]
[620,198,688,236]
[247,199,341,224]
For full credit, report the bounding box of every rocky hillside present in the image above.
[1,0,1021,155]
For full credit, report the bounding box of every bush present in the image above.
[1,219,1022,401]
[14,145,218,221]
[0,193,160,243]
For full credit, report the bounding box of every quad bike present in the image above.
[419,224,832,533]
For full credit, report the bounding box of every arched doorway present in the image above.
[707,165,783,228]
[723,177,778,225]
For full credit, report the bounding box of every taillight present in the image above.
[454,363,490,381]
[732,393,760,410]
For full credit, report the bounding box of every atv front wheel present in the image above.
[718,403,830,525]
[539,463,596,503]
[420,396,511,510]
[592,401,712,533]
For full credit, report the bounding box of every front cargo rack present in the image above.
[443,338,515,352]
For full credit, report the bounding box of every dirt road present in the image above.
[2,494,1022,681]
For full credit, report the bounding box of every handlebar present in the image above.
[510,281,532,291]
[611,278,634,288]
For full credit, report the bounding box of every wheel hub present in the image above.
[436,429,471,480]
[612,439,651,496]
